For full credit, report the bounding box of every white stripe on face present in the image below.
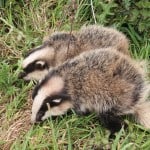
[23,46,54,68]
[31,91,47,123]
[23,69,49,81]
[31,76,65,123]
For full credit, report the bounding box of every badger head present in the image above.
[31,75,73,123]
[18,44,55,81]
[19,32,77,81]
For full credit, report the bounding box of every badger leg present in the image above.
[133,101,150,129]
[99,111,124,139]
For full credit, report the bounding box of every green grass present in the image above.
[0,0,150,149]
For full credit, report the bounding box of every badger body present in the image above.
[77,25,130,56]
[20,25,130,81]
[31,48,150,134]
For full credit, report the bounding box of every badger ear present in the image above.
[35,61,47,69]
[43,35,50,43]
[43,37,54,46]
[36,60,46,66]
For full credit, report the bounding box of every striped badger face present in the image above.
[31,75,73,123]
[19,44,54,81]
[19,32,77,81]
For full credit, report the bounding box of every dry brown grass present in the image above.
[0,94,32,150]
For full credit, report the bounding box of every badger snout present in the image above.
[31,110,59,124]
[18,71,27,79]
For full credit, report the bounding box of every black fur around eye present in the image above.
[24,61,37,73]
[35,62,48,70]
[24,60,49,73]
[37,93,70,116]
[43,97,62,108]
[35,63,44,70]
[38,97,62,113]
[50,99,62,107]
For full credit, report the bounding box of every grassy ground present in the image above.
[0,0,150,149]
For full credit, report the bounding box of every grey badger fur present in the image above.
[31,48,150,136]
[19,25,130,81]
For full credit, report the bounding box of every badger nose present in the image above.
[18,71,27,79]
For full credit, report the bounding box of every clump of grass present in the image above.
[0,0,150,149]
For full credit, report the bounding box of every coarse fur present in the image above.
[19,25,130,81]
[31,48,150,135]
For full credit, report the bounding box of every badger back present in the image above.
[31,48,146,123]
[78,25,130,56]
[58,48,144,111]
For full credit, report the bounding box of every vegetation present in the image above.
[0,0,149,149]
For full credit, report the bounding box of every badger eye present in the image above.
[35,61,48,70]
[49,98,62,107]
[35,63,45,69]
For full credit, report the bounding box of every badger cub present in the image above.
[20,25,130,81]
[31,48,150,135]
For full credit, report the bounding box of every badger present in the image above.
[19,25,130,81]
[31,47,150,136]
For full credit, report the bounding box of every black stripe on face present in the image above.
[35,93,71,122]
[23,60,48,74]
[32,83,40,100]
[44,94,71,108]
